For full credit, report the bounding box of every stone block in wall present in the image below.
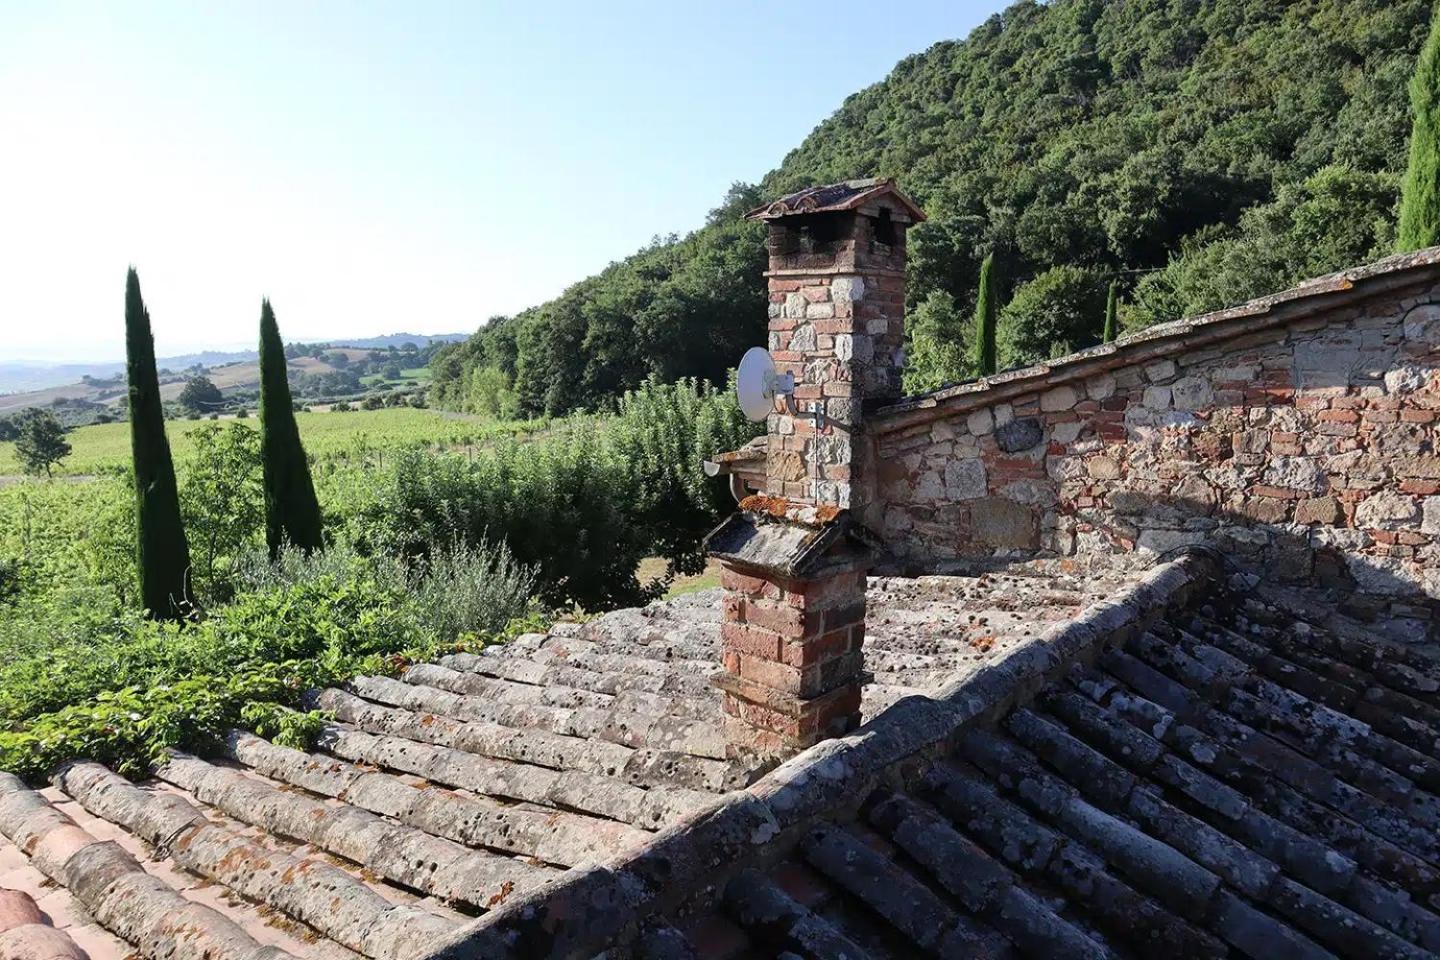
[970,497,1038,550]
[944,458,987,500]
[995,417,1044,453]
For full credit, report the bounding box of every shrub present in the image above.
[346,428,651,611]
[181,423,264,603]
[235,540,537,642]
[405,540,537,640]
[608,377,760,580]
[0,558,20,605]
[337,379,757,609]
[0,541,542,778]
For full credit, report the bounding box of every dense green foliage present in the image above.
[1127,164,1399,326]
[259,300,324,555]
[0,378,751,777]
[0,545,538,779]
[434,0,1429,409]
[999,264,1107,363]
[904,292,969,394]
[1399,8,1440,251]
[344,378,758,610]
[126,268,192,619]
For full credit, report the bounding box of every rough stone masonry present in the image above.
[869,253,1440,642]
[749,178,925,513]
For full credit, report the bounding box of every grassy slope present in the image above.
[0,407,526,475]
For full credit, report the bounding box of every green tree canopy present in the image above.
[13,408,71,477]
[178,375,223,415]
[998,265,1106,367]
[904,291,971,394]
[432,1,1431,413]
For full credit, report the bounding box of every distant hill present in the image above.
[0,333,467,395]
[323,332,468,351]
[433,0,1429,418]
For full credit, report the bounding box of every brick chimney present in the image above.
[704,500,872,767]
[746,178,925,516]
[705,180,924,768]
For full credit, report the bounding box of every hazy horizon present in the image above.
[1,2,1002,365]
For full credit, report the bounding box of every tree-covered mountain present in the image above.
[434,0,1431,417]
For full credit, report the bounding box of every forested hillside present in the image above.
[434,0,1431,417]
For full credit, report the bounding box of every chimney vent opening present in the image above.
[872,207,897,248]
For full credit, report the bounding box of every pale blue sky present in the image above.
[1,1,1004,363]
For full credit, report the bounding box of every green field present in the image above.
[359,366,431,388]
[0,407,540,475]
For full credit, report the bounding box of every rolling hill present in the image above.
[432,0,1431,418]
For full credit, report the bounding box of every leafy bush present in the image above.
[339,379,757,608]
[181,422,264,603]
[236,539,538,642]
[344,427,651,610]
[0,544,540,779]
[0,558,20,605]
[608,377,760,578]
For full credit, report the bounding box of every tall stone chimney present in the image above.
[704,180,924,768]
[745,178,925,516]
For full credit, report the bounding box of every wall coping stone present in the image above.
[875,246,1440,432]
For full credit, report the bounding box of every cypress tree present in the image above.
[972,254,999,376]
[1103,280,1119,343]
[1399,10,1440,252]
[125,268,192,618]
[259,299,324,556]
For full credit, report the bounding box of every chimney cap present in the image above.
[744,178,927,224]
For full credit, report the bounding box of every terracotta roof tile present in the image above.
[450,551,1440,960]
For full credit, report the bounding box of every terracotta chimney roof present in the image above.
[745,177,927,223]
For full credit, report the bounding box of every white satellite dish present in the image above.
[737,347,793,422]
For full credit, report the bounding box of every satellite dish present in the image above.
[736,347,793,422]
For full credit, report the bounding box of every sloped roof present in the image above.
[0,571,1118,957]
[745,178,927,224]
[428,549,1440,960]
[878,245,1440,430]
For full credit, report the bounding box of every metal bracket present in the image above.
[785,395,826,430]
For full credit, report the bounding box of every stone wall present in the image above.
[868,283,1440,641]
